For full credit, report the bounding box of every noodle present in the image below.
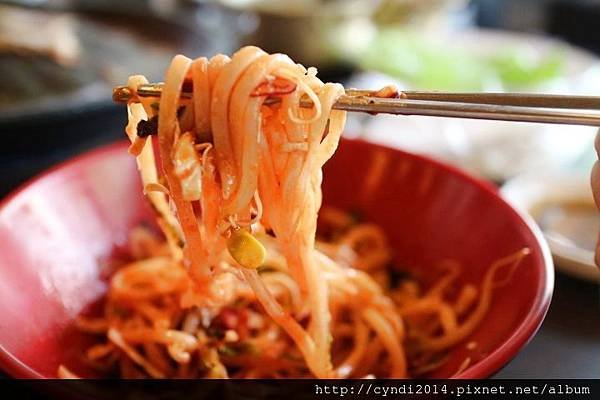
[61,47,530,379]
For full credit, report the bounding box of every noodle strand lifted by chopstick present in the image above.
[62,46,530,379]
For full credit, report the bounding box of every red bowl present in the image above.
[0,139,553,379]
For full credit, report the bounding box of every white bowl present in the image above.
[348,29,600,181]
[501,172,600,282]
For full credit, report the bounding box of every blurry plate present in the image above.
[347,29,600,181]
[501,172,600,282]
[0,4,239,199]
[0,6,226,126]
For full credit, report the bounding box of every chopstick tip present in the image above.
[112,86,132,104]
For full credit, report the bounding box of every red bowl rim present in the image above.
[0,139,554,379]
[0,142,130,380]
[345,139,555,379]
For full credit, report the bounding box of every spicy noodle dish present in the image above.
[58,46,530,379]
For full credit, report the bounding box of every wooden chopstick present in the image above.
[113,84,600,127]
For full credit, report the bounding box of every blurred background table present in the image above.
[0,0,598,379]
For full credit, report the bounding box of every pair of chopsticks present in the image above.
[113,84,600,127]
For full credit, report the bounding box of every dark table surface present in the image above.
[496,272,600,378]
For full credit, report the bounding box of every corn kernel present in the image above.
[227,230,266,269]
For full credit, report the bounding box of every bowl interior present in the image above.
[0,139,552,379]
